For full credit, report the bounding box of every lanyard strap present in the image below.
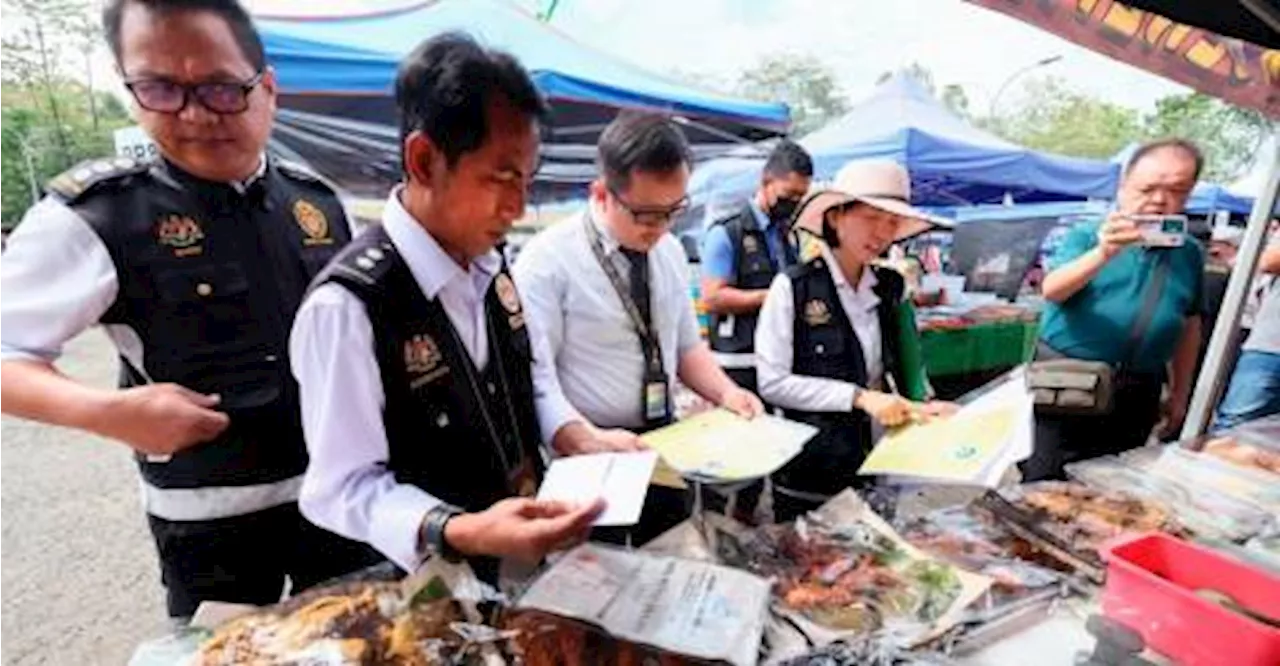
[583,215,665,376]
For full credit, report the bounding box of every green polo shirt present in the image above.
[1039,219,1204,373]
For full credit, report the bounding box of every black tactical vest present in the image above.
[315,225,545,515]
[708,205,793,354]
[775,257,907,497]
[49,156,350,492]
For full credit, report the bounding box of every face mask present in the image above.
[769,196,800,226]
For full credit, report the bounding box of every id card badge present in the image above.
[718,315,736,338]
[644,380,670,422]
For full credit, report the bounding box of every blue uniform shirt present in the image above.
[700,201,787,281]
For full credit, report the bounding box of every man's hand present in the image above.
[444,498,605,563]
[1097,212,1143,259]
[553,422,646,455]
[96,384,230,456]
[855,390,917,428]
[720,386,764,419]
[585,427,648,453]
[1157,396,1188,441]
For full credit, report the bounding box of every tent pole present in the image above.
[1181,129,1280,438]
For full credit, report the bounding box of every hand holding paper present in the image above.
[536,451,657,527]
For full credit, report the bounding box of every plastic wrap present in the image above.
[993,481,1175,558]
[900,506,1064,602]
[512,544,771,666]
[1123,445,1280,514]
[1065,456,1273,543]
[132,561,511,666]
[711,490,991,647]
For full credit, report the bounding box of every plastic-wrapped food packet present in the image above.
[899,506,1063,599]
[1065,457,1273,543]
[1122,445,1280,514]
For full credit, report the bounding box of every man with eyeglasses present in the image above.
[1023,138,1207,481]
[514,112,764,545]
[0,0,378,620]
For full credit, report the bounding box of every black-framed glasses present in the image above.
[123,71,264,115]
[608,186,690,228]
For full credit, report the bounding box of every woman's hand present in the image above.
[854,390,917,428]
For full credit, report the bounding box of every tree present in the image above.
[737,54,850,136]
[993,76,1142,160]
[1142,92,1271,182]
[878,63,973,119]
[2,0,132,230]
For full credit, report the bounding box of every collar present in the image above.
[585,204,625,256]
[382,186,501,300]
[821,244,879,298]
[157,153,267,194]
[749,199,775,232]
[229,154,268,194]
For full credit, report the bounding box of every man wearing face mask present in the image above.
[701,141,814,394]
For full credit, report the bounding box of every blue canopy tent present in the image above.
[689,74,1120,229]
[255,0,790,200]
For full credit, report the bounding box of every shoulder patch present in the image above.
[330,237,396,287]
[46,156,149,202]
[276,159,341,197]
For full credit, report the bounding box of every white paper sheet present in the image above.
[536,451,657,527]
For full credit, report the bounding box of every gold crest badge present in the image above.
[404,334,448,388]
[742,235,760,253]
[803,299,831,326]
[156,214,205,257]
[294,199,332,246]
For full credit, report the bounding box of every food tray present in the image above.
[1100,532,1280,666]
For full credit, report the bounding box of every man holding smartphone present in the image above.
[1024,139,1206,481]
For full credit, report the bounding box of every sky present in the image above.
[245,0,1190,114]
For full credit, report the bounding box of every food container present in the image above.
[1099,532,1280,666]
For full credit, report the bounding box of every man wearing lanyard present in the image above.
[514,112,764,544]
[700,141,814,393]
[291,33,626,578]
[0,0,378,619]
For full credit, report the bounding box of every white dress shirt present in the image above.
[290,190,582,572]
[755,245,885,413]
[512,208,702,430]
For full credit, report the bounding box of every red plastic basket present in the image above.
[1099,532,1280,666]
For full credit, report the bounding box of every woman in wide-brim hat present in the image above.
[754,159,955,522]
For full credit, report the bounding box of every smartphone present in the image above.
[1127,214,1187,248]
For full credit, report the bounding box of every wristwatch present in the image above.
[417,504,464,563]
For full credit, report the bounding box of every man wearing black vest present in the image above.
[290,33,624,578]
[701,141,813,393]
[0,0,378,619]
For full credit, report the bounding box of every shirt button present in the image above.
[195,282,213,297]
[487,382,497,395]
[816,343,826,353]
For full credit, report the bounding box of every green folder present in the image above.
[895,301,929,401]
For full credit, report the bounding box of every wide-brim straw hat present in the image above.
[791,159,951,242]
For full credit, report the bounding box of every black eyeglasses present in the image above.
[123,71,264,115]
[608,187,690,228]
